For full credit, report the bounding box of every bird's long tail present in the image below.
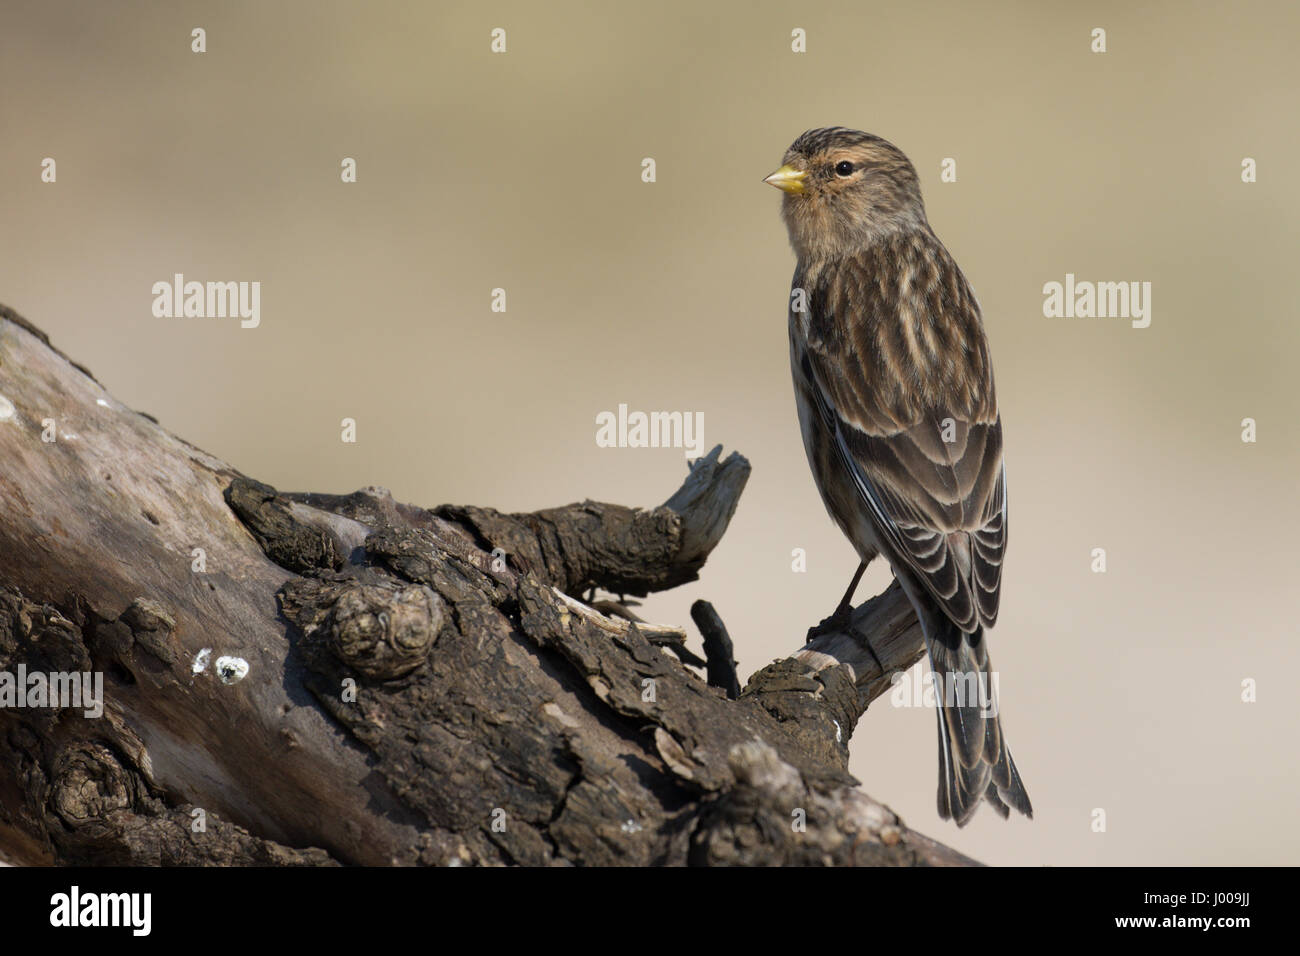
[921,610,1032,826]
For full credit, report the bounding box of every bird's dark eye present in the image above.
[834,161,855,177]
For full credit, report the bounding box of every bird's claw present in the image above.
[806,605,852,642]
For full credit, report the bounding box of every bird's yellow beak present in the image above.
[763,164,808,195]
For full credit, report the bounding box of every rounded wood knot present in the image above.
[326,584,443,680]
[50,744,134,827]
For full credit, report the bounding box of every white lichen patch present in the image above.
[96,398,110,407]
[728,739,803,798]
[838,788,893,836]
[215,656,249,684]
[192,648,212,674]
[0,395,14,422]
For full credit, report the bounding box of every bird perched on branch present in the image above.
[765,127,1032,826]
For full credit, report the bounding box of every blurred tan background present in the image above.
[3,0,1298,865]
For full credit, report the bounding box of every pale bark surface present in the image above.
[0,304,970,866]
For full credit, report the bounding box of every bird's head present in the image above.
[765,127,927,261]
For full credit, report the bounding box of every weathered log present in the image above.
[0,303,969,866]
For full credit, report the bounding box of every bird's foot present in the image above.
[806,604,853,642]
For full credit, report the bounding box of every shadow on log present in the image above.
[0,303,970,866]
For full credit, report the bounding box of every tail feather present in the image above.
[923,610,1032,826]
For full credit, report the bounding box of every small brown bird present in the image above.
[766,127,1031,826]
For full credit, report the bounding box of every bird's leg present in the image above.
[835,561,867,617]
[807,562,866,638]
[806,562,886,673]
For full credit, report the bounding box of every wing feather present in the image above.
[796,233,1006,632]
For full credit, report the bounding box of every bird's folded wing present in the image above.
[797,247,1006,631]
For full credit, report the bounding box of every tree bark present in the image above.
[0,303,971,866]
